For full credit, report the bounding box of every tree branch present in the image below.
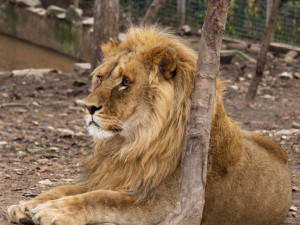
[159,1,231,224]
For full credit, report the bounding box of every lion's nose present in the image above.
[85,105,102,115]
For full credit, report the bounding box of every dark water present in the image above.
[0,34,79,73]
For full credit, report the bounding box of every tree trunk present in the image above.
[177,0,186,28]
[141,0,166,25]
[92,0,119,69]
[159,1,231,224]
[245,0,280,103]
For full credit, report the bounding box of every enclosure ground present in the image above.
[0,53,299,224]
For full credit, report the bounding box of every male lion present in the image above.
[8,26,291,225]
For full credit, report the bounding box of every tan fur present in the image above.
[7,26,291,225]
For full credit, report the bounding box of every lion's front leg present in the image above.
[30,190,170,225]
[7,185,85,224]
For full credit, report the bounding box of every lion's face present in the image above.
[84,27,196,141]
[85,52,152,139]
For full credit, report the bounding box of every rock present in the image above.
[283,56,294,64]
[56,128,75,137]
[74,63,91,76]
[246,73,253,79]
[46,5,66,17]
[27,147,44,154]
[74,99,85,106]
[293,72,300,79]
[181,25,191,34]
[292,122,300,129]
[42,125,55,131]
[260,94,275,101]
[0,141,8,146]
[12,68,59,77]
[285,50,298,59]
[82,17,94,26]
[56,13,66,19]
[229,85,238,91]
[0,71,12,76]
[118,33,126,42]
[227,41,248,51]
[267,52,274,60]
[248,44,261,54]
[275,129,300,136]
[16,0,41,8]
[27,7,46,16]
[38,179,52,186]
[66,5,82,23]
[46,147,60,154]
[279,72,293,79]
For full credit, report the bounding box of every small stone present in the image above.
[16,0,41,8]
[229,85,238,91]
[0,141,8,146]
[267,52,274,60]
[248,44,261,54]
[283,56,294,64]
[56,12,66,19]
[32,121,39,126]
[38,179,52,186]
[279,72,293,79]
[66,5,82,23]
[293,72,300,79]
[42,125,55,131]
[285,50,298,59]
[27,7,46,16]
[247,73,253,79]
[74,99,85,106]
[118,33,126,42]
[56,128,75,137]
[181,25,191,34]
[260,94,275,101]
[82,17,94,25]
[290,206,298,212]
[46,5,66,17]
[292,122,300,129]
[74,63,91,76]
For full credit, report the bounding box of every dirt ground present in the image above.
[0,50,299,224]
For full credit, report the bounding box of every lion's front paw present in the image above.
[31,200,86,225]
[7,200,41,224]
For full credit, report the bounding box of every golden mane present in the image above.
[82,26,197,201]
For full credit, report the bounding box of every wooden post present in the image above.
[159,0,231,224]
[92,0,119,69]
[245,0,280,103]
[177,0,186,28]
[141,0,166,25]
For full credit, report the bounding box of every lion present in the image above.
[7,26,291,225]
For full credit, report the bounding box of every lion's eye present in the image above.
[96,74,104,81]
[118,77,131,90]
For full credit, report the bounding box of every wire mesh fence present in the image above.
[79,0,300,46]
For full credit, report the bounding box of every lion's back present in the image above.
[202,131,291,225]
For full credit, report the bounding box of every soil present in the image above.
[0,51,299,224]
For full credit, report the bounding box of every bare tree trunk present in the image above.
[141,0,166,25]
[245,0,280,103]
[92,0,119,69]
[159,1,231,224]
[177,0,186,28]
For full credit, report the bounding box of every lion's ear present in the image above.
[147,46,177,80]
[101,39,119,57]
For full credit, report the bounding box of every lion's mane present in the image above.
[82,26,197,202]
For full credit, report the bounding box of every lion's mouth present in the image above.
[89,120,100,128]
[88,117,122,133]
